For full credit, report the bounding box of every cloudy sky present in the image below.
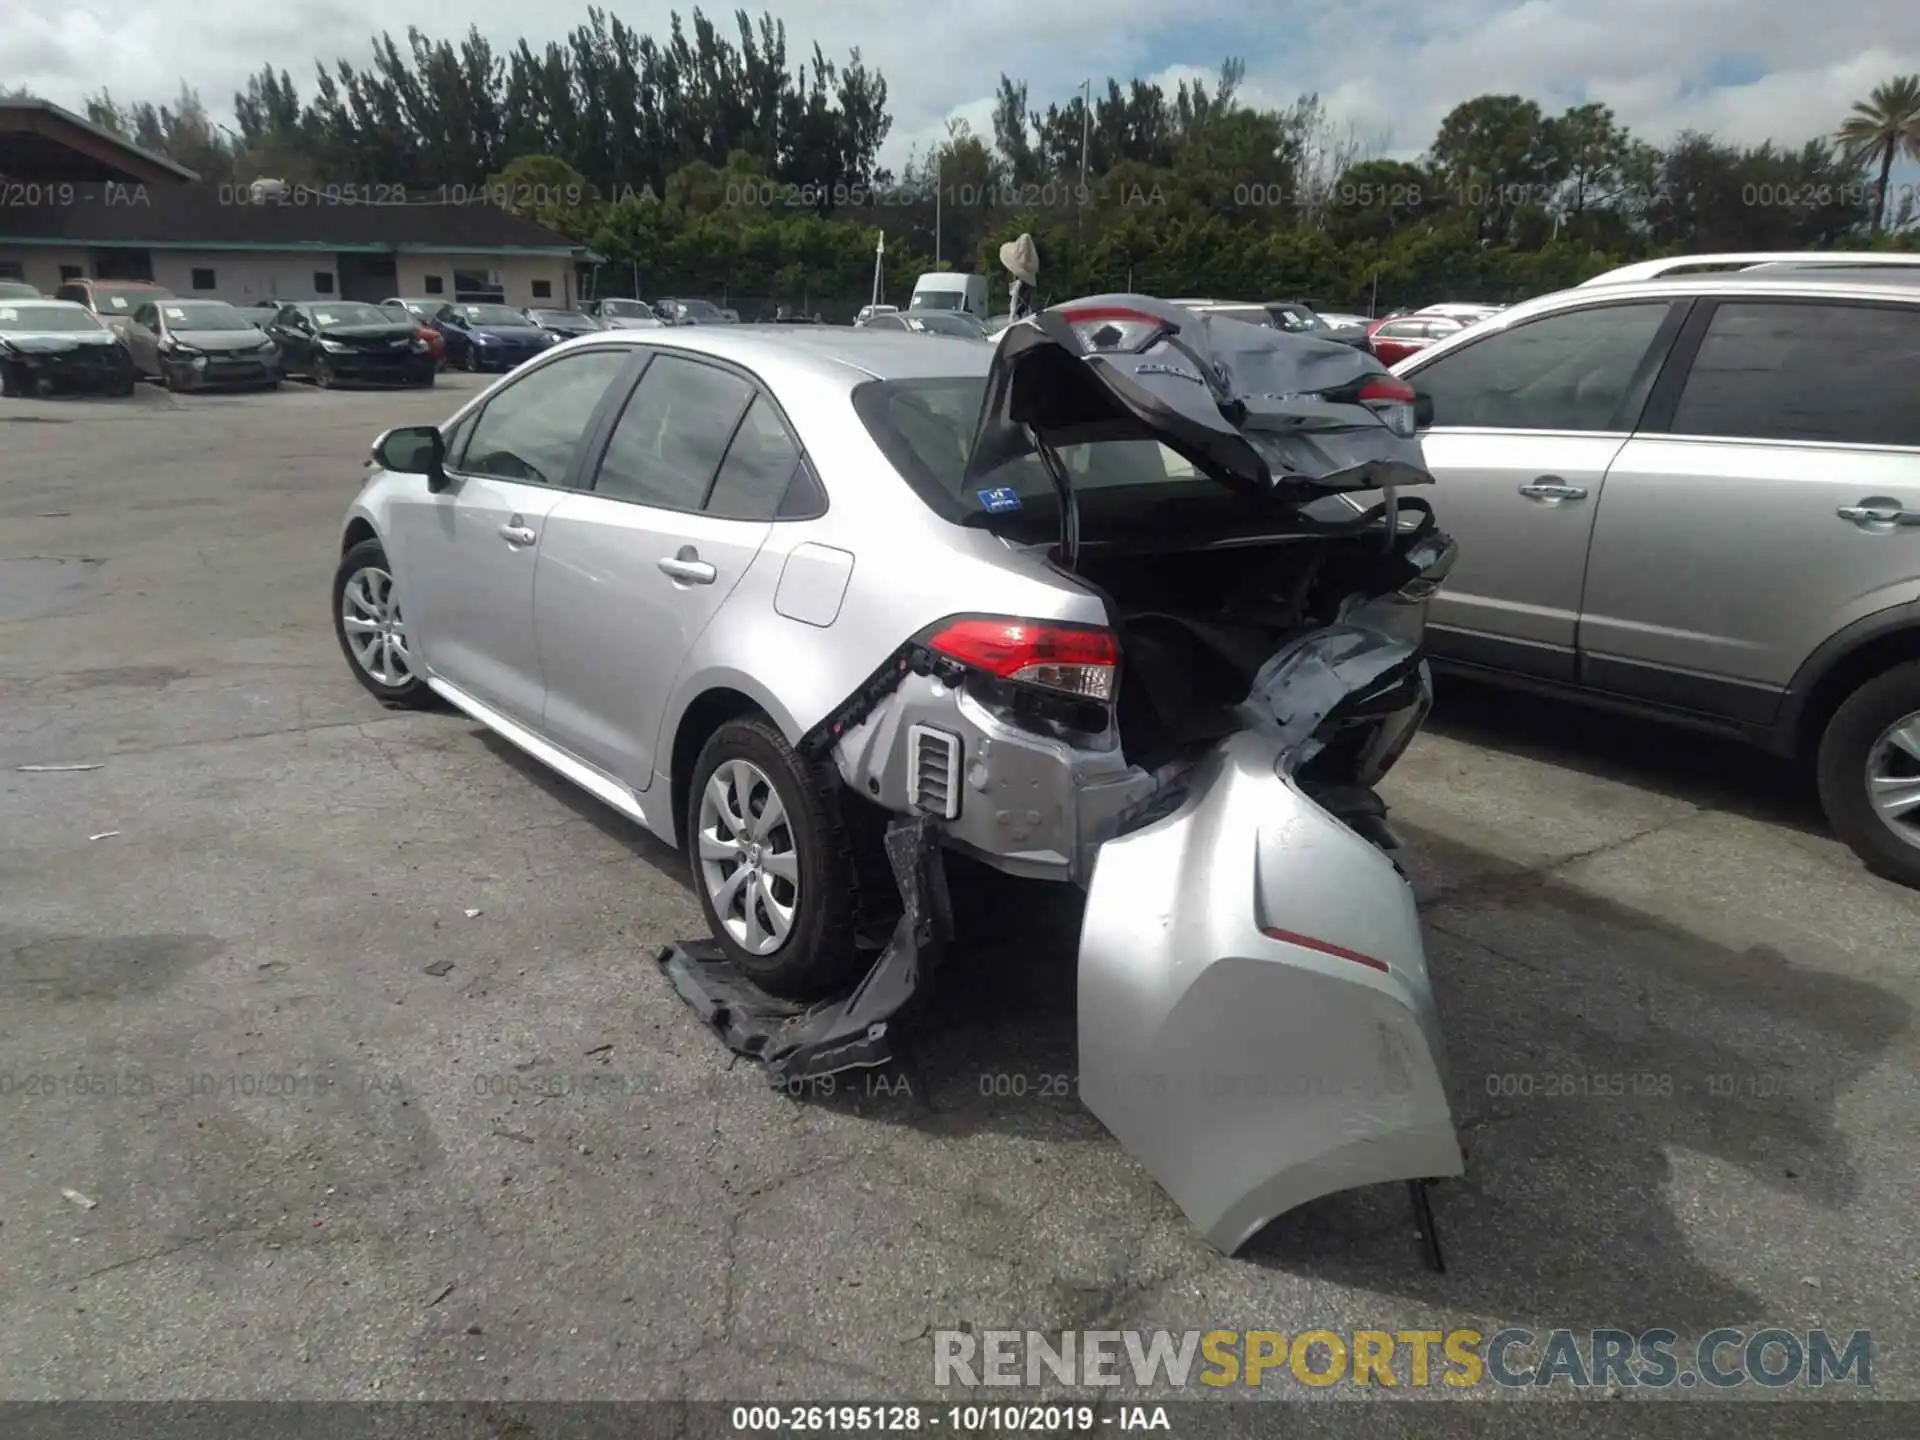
[10,0,1920,173]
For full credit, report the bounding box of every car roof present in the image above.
[588,324,995,384]
[1396,267,1920,373]
[0,298,89,313]
[1578,251,1920,286]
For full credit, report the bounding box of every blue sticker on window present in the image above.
[976,486,1023,513]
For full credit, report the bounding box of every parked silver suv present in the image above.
[1394,255,1920,884]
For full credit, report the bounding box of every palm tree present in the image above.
[1837,75,1920,231]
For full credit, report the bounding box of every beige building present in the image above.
[0,99,591,309]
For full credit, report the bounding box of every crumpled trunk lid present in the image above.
[962,293,1434,514]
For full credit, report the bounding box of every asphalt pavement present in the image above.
[2,372,1917,1413]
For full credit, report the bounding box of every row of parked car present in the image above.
[0,277,734,397]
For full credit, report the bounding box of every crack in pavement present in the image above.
[1413,808,1705,913]
[2,710,435,767]
[67,1222,268,1286]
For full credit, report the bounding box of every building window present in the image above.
[0,261,24,281]
[453,270,505,303]
[191,268,216,290]
[423,275,444,295]
[314,271,336,295]
[532,279,553,299]
[59,265,83,281]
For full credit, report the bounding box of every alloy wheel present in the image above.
[1866,709,1920,853]
[696,757,800,956]
[339,565,414,687]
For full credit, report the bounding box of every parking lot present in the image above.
[3,373,1919,1408]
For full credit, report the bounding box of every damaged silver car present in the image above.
[333,295,1464,1254]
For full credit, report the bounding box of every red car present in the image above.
[1365,314,1464,366]
[381,305,447,368]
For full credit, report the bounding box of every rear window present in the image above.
[1669,301,1920,448]
[852,377,1205,523]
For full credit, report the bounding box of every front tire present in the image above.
[1816,660,1920,887]
[332,538,431,709]
[313,357,334,389]
[687,716,863,998]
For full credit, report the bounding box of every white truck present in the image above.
[908,271,989,323]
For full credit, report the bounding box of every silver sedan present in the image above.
[331,299,1465,1254]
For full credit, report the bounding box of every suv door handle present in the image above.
[497,520,538,546]
[658,554,717,585]
[1518,477,1588,502]
[1838,501,1920,528]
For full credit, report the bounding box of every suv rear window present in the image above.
[853,377,1203,524]
[1669,301,1920,448]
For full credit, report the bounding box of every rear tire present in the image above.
[332,538,432,709]
[1816,660,1920,888]
[686,716,864,998]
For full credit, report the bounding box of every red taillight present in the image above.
[1056,305,1173,354]
[1356,374,1417,437]
[1260,924,1391,973]
[1357,375,1416,403]
[926,617,1119,700]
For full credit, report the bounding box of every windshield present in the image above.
[1271,305,1330,332]
[0,304,104,334]
[311,303,396,329]
[452,304,531,326]
[531,309,595,326]
[162,303,258,331]
[676,299,724,320]
[92,286,164,313]
[909,291,966,312]
[853,376,1208,523]
[602,299,654,318]
[910,313,986,339]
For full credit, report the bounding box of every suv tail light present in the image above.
[1056,305,1174,354]
[1356,374,1417,438]
[926,617,1119,701]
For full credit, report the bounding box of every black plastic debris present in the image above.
[658,815,953,1085]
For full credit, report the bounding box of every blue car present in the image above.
[430,302,558,372]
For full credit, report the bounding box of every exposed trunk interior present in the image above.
[1071,524,1428,770]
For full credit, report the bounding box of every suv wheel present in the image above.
[1816,660,1920,886]
[686,716,863,998]
[332,538,432,708]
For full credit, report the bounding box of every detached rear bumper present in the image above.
[1078,730,1462,1254]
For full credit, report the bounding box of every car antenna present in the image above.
[1026,423,1081,571]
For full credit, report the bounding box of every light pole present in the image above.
[1077,79,1091,237]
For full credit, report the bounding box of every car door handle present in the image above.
[1518,478,1588,502]
[497,521,537,546]
[1838,501,1920,528]
[658,555,717,585]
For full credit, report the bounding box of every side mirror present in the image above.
[1413,390,1435,429]
[373,425,449,491]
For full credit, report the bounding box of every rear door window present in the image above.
[1408,302,1675,432]
[591,354,754,509]
[705,395,802,520]
[1666,301,1920,447]
[458,348,632,486]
